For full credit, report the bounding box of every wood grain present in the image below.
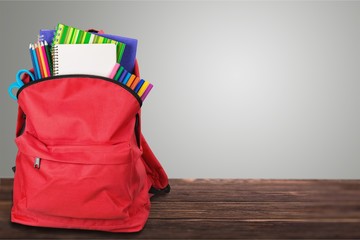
[1,178,360,239]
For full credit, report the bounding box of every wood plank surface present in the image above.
[1,178,360,239]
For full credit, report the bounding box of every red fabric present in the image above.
[132,61,169,191]
[11,72,168,232]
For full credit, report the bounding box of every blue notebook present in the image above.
[39,29,138,73]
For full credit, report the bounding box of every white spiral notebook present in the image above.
[52,44,117,77]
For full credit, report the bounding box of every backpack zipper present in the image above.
[16,74,142,107]
[34,157,41,169]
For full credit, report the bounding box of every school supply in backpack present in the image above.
[53,23,126,63]
[108,63,153,101]
[52,43,116,77]
[7,69,35,100]
[29,41,53,80]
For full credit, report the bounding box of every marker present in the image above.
[114,66,124,81]
[141,84,153,101]
[137,81,150,97]
[134,79,145,93]
[130,76,140,90]
[122,72,131,85]
[118,69,128,83]
[126,74,136,87]
[109,63,120,79]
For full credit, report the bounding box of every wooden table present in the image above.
[1,178,360,239]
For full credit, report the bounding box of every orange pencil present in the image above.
[38,42,48,77]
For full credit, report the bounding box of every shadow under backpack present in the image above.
[10,60,170,232]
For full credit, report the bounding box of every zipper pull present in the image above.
[34,157,41,169]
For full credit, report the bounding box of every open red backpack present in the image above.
[11,60,170,232]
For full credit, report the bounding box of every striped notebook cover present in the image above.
[52,23,126,63]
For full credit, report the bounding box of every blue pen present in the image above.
[134,79,145,93]
[122,72,131,85]
[118,69,128,83]
[30,44,41,80]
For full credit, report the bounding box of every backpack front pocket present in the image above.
[15,133,139,220]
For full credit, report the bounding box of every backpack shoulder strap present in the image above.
[141,133,170,195]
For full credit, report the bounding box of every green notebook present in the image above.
[52,23,126,63]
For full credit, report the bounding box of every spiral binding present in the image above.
[52,45,59,76]
[53,25,63,45]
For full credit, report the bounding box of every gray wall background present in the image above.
[1,1,359,178]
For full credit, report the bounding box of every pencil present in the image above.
[40,41,51,77]
[44,41,53,75]
[29,44,38,80]
[31,44,41,80]
[35,43,44,78]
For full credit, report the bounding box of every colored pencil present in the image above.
[40,41,51,77]
[32,44,42,80]
[44,41,53,75]
[29,44,38,80]
[35,43,44,78]
[37,42,47,77]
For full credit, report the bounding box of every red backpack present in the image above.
[11,61,170,232]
